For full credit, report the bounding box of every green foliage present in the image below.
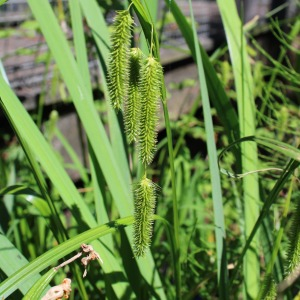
[0,0,299,299]
[23,268,56,300]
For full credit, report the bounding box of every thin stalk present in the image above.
[161,99,181,300]
[159,31,181,294]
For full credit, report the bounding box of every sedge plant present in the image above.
[0,0,300,299]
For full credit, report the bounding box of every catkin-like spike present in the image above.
[124,48,143,143]
[107,10,134,110]
[139,56,163,164]
[133,176,157,257]
[285,200,300,275]
[260,275,277,300]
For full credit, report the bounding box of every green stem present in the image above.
[161,99,181,300]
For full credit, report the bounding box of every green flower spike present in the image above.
[107,10,134,110]
[124,48,143,143]
[139,55,163,164]
[285,200,300,275]
[133,176,157,257]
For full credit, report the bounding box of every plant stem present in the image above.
[161,99,181,300]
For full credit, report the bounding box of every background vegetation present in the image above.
[0,0,299,299]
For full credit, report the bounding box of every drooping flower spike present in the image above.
[138,55,163,165]
[124,48,144,143]
[133,176,158,257]
[107,9,134,110]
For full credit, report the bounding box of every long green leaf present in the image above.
[0,72,133,299]
[257,178,294,299]
[69,0,112,249]
[188,1,228,298]
[216,0,260,297]
[23,268,56,300]
[69,0,92,96]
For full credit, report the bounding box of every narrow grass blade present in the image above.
[54,127,89,184]
[220,136,300,162]
[23,268,56,300]
[216,0,260,296]
[89,149,113,249]
[188,1,228,298]
[132,0,160,59]
[0,185,41,197]
[69,0,113,260]
[137,0,159,55]
[0,185,52,218]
